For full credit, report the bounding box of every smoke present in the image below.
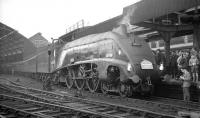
[114,5,137,34]
[112,13,132,36]
[112,4,137,36]
[120,13,131,26]
[112,24,127,36]
[120,4,137,26]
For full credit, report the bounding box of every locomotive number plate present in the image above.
[141,60,153,69]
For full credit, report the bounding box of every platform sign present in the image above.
[141,59,153,69]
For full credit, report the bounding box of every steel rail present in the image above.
[0,94,115,118]
[1,77,200,117]
[0,82,175,118]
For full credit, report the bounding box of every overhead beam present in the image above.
[123,0,200,24]
[136,22,193,32]
[134,29,155,35]
[173,30,193,37]
[146,34,161,42]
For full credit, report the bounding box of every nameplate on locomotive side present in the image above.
[141,60,153,69]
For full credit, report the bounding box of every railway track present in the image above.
[0,83,175,118]
[0,94,111,118]
[56,85,200,114]
[0,84,127,118]
[1,77,200,118]
[146,96,200,110]
[0,83,96,118]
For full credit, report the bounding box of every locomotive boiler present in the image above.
[53,24,159,97]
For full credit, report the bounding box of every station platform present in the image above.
[155,75,200,102]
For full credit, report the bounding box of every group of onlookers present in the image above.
[154,48,200,102]
[154,48,200,82]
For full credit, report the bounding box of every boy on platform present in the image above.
[180,67,191,102]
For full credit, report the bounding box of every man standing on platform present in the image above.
[155,49,166,73]
[169,51,178,79]
[180,67,191,102]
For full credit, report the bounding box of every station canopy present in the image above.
[0,22,23,63]
[0,22,37,64]
[123,0,200,41]
[123,0,199,24]
[0,22,15,38]
[60,0,200,43]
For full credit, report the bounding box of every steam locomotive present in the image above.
[2,25,159,97]
[52,25,159,96]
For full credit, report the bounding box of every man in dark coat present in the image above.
[155,49,166,76]
[169,51,178,78]
[155,49,166,67]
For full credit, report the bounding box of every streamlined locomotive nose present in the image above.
[126,59,155,84]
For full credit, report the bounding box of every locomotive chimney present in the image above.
[112,24,128,37]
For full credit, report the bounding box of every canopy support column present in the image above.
[160,31,175,68]
[193,22,200,51]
